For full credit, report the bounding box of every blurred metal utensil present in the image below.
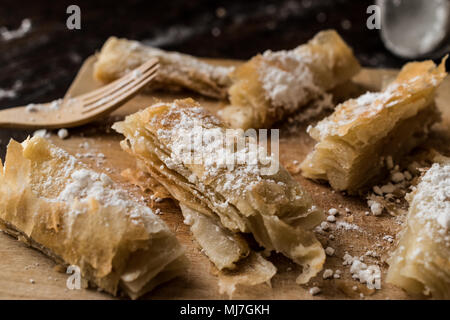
[378,0,450,59]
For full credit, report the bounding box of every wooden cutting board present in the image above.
[0,56,449,300]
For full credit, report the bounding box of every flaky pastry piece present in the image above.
[387,155,450,299]
[94,37,233,99]
[217,251,277,297]
[124,158,252,272]
[118,138,274,295]
[219,30,361,129]
[113,98,326,284]
[301,58,447,194]
[119,173,274,296]
[0,136,186,299]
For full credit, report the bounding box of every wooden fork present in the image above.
[0,59,159,129]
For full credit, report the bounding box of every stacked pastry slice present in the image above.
[0,136,186,299]
[113,98,325,286]
[387,154,450,299]
[219,30,361,129]
[94,37,233,99]
[301,58,447,194]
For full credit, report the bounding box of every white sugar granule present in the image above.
[309,286,321,295]
[325,247,335,256]
[343,253,381,290]
[368,199,384,216]
[33,129,50,139]
[57,128,69,140]
[350,259,381,290]
[320,221,330,231]
[391,171,405,183]
[25,104,39,113]
[380,183,395,194]
[328,208,338,216]
[335,221,361,232]
[323,269,333,279]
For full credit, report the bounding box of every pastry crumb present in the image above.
[309,286,321,295]
[325,247,335,256]
[57,128,69,139]
[323,269,333,279]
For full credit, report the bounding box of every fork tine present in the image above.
[80,60,158,104]
[82,64,159,110]
[77,59,158,102]
[82,66,158,113]
[82,66,158,115]
[82,63,159,106]
[81,72,158,117]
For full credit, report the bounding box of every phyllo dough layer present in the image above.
[0,136,186,299]
[387,155,450,299]
[219,30,361,129]
[94,37,233,99]
[113,98,326,284]
[301,59,447,194]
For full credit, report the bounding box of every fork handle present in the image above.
[0,107,39,129]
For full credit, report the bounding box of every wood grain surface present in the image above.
[0,56,449,300]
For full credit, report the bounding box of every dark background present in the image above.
[0,0,442,110]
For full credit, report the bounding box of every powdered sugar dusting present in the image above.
[411,161,450,231]
[33,142,156,222]
[258,48,325,112]
[312,83,403,139]
[153,104,275,196]
[335,221,362,232]
[311,63,445,140]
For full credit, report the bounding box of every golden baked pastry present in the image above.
[387,155,450,299]
[119,161,275,296]
[94,37,233,99]
[180,204,250,271]
[0,136,186,299]
[301,58,447,194]
[113,98,326,284]
[218,251,277,297]
[219,30,361,129]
